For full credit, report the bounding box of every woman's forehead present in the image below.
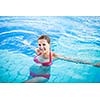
[38,39,47,43]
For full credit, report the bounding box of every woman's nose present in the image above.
[39,46,44,50]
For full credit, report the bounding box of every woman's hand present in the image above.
[35,48,42,55]
[93,63,100,67]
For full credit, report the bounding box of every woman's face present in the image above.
[38,39,50,53]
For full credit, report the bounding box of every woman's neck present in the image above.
[42,50,50,59]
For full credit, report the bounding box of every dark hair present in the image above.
[38,35,50,44]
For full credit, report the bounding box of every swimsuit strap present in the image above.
[49,51,52,62]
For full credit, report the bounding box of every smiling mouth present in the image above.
[39,47,46,51]
[44,48,46,50]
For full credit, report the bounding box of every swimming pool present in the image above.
[0,16,100,83]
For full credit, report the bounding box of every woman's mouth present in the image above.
[44,48,46,50]
[39,47,46,51]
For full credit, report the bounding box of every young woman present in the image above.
[25,35,100,83]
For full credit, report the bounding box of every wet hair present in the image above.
[38,35,50,44]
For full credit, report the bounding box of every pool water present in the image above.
[0,16,100,83]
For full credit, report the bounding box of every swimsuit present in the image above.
[34,51,52,66]
[30,52,52,79]
[30,71,50,79]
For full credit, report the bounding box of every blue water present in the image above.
[0,16,100,83]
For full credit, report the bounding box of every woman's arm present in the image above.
[53,53,100,67]
[35,48,43,55]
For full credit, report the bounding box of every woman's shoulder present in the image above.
[51,51,57,58]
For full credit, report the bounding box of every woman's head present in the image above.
[38,35,51,53]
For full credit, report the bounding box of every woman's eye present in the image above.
[39,44,41,46]
[43,44,46,46]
